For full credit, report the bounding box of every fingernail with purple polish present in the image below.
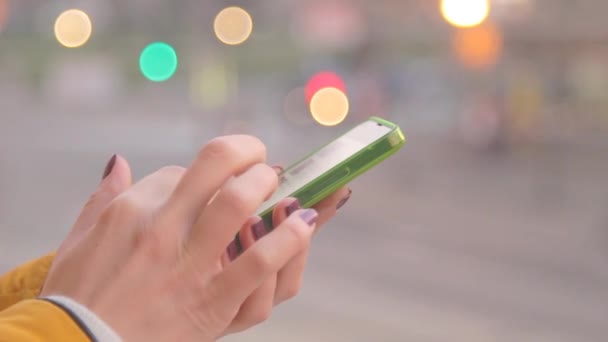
[285,199,300,216]
[102,154,117,180]
[227,240,239,261]
[299,209,318,227]
[251,219,268,240]
[336,189,352,210]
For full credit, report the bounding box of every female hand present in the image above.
[41,135,351,341]
[224,178,351,335]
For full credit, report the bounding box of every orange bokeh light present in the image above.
[453,23,502,69]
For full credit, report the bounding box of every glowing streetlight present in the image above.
[139,42,178,82]
[214,7,253,45]
[54,9,93,48]
[440,0,490,28]
[309,87,350,126]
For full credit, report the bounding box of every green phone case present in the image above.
[234,117,405,252]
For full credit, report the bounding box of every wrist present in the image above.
[42,295,122,342]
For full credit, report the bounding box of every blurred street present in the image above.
[2,1,608,341]
[1,100,606,341]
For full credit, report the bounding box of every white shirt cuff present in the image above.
[44,295,123,342]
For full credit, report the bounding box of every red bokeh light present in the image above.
[305,71,346,104]
[0,0,8,31]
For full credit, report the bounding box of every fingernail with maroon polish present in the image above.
[272,165,284,175]
[251,219,268,241]
[336,189,352,210]
[227,240,239,261]
[102,154,117,180]
[299,209,318,226]
[285,199,301,216]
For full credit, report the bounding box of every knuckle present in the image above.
[157,165,186,177]
[98,194,141,225]
[283,283,301,300]
[249,250,274,275]
[95,184,122,200]
[285,222,310,252]
[199,136,267,163]
[219,164,277,215]
[83,192,102,210]
[252,137,267,160]
[199,136,239,161]
[255,164,279,191]
[238,135,266,158]
[221,184,255,215]
[113,195,143,216]
[138,228,169,262]
[249,308,271,325]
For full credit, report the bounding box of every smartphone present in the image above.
[250,116,405,238]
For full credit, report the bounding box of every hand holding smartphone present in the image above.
[255,116,405,231]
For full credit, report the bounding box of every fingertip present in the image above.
[239,216,262,249]
[101,154,117,180]
[226,240,240,262]
[271,197,300,226]
[103,154,132,191]
[218,209,316,303]
[271,165,284,175]
[276,208,317,243]
[285,198,301,216]
[295,208,318,228]
[312,186,350,212]
[336,188,352,210]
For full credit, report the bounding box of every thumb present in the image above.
[62,154,132,249]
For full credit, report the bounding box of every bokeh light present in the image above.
[139,42,178,82]
[54,9,93,48]
[309,87,349,126]
[214,6,253,45]
[190,58,236,110]
[441,0,490,28]
[453,23,502,69]
[0,0,8,34]
[292,0,367,52]
[305,71,346,104]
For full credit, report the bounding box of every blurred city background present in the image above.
[1,0,607,341]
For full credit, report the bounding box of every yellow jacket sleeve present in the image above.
[0,299,91,341]
[0,253,56,311]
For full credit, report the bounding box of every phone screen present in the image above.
[256,121,393,215]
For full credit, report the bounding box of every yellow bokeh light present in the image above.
[190,61,235,110]
[440,0,490,28]
[54,9,92,48]
[309,87,349,126]
[214,6,253,46]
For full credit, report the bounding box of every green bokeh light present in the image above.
[139,42,178,82]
